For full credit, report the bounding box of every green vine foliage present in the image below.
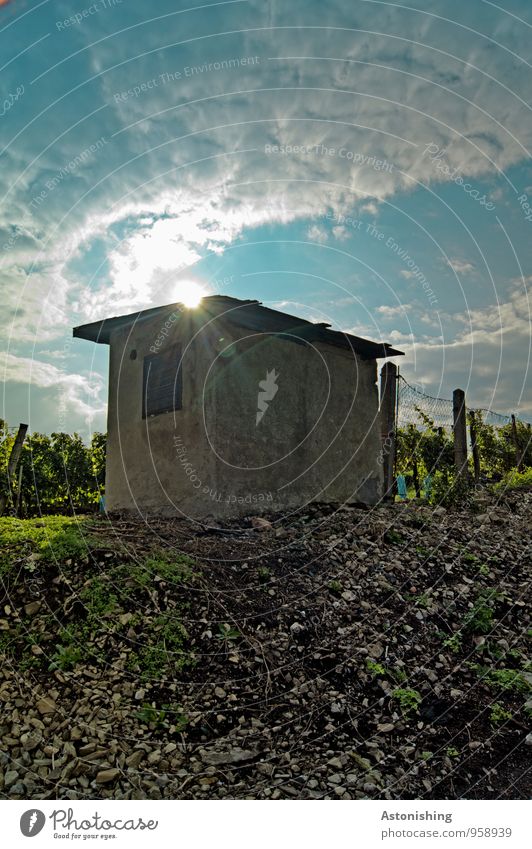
[1,420,106,516]
[396,408,531,499]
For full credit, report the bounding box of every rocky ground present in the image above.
[0,489,531,800]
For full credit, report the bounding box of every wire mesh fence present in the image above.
[471,408,512,428]
[397,378,454,429]
[397,376,524,430]
[394,376,531,490]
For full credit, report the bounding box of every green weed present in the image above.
[384,529,404,544]
[134,702,188,732]
[130,614,189,681]
[366,659,408,684]
[80,576,118,619]
[391,687,422,717]
[471,665,531,694]
[489,703,512,724]
[128,553,195,587]
[48,642,86,671]
[393,667,408,683]
[415,592,431,609]
[443,633,463,653]
[462,552,480,566]
[463,589,503,635]
[0,515,92,577]
[494,467,532,492]
[366,659,386,678]
[216,623,240,642]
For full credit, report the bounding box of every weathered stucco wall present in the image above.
[104,308,383,519]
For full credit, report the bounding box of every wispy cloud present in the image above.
[306,224,328,244]
[447,258,476,275]
[395,283,532,414]
[1,0,531,428]
[1,352,105,421]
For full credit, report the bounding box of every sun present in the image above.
[173,280,206,308]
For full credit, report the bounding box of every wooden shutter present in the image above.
[142,344,183,418]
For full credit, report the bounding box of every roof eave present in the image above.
[73,321,109,344]
[72,303,183,344]
[71,297,406,359]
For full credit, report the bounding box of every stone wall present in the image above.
[104,309,383,518]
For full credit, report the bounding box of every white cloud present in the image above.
[376,304,414,319]
[5,0,532,274]
[360,201,379,216]
[395,284,532,415]
[331,225,349,241]
[306,224,328,244]
[447,258,476,275]
[1,0,532,428]
[0,266,71,345]
[0,353,105,423]
[457,284,531,341]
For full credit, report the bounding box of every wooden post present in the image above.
[412,455,421,499]
[380,362,398,501]
[453,389,468,480]
[469,411,481,484]
[15,463,23,517]
[0,423,28,515]
[511,414,524,472]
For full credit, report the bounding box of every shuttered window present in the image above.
[142,344,183,418]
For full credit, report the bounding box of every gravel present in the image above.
[0,489,530,799]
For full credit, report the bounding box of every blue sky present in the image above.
[1,0,531,435]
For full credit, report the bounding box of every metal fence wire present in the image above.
[397,376,520,430]
[397,378,454,429]
[392,375,532,491]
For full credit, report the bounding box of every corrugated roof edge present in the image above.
[73,295,404,359]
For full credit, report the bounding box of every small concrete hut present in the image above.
[73,296,403,518]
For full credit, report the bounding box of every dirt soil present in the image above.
[0,490,531,800]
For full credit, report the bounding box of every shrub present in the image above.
[0,422,106,516]
[430,471,473,510]
[494,467,532,492]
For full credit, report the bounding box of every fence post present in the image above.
[468,411,481,484]
[511,414,524,472]
[453,389,468,480]
[15,463,23,517]
[380,362,397,501]
[0,423,28,516]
